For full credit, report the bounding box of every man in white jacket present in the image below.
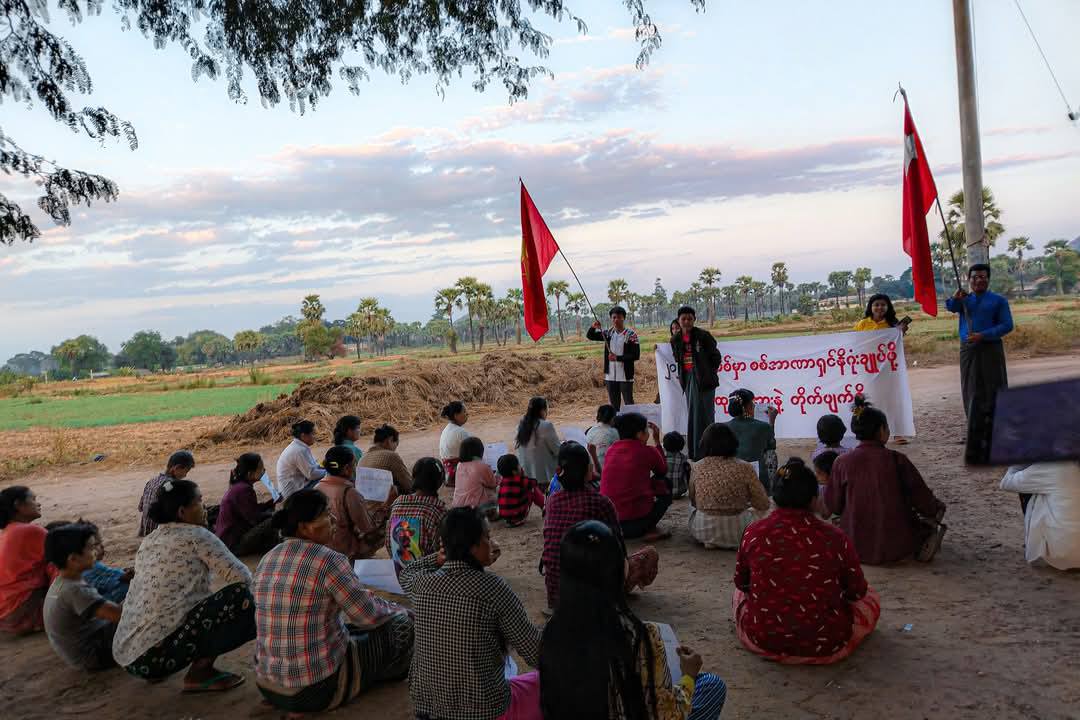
[1000,462,1080,570]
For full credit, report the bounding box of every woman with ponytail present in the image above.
[438,401,471,488]
[315,446,387,561]
[214,453,279,556]
[722,388,777,491]
[333,415,364,461]
[826,396,947,564]
[253,489,413,714]
[733,459,880,665]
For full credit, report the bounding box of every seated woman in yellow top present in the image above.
[853,294,910,334]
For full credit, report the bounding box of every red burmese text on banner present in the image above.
[520,181,561,341]
[902,99,939,317]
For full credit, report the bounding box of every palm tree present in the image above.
[827,271,853,307]
[750,280,767,319]
[300,294,325,325]
[607,278,629,306]
[565,292,586,337]
[721,285,738,319]
[454,277,484,351]
[348,297,382,357]
[1008,236,1034,294]
[698,267,721,326]
[852,267,872,308]
[735,276,753,321]
[770,262,789,315]
[434,287,463,353]
[474,289,496,351]
[1044,239,1072,295]
[546,280,570,341]
[930,241,951,292]
[505,288,524,344]
[942,186,1005,268]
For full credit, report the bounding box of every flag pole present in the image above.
[934,199,965,294]
[557,248,602,326]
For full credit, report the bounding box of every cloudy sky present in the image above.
[2,1,1078,359]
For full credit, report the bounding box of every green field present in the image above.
[0,384,296,431]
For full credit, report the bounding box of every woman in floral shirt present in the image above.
[540,520,727,720]
[733,459,880,665]
[688,423,771,549]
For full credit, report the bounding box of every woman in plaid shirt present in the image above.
[253,489,414,715]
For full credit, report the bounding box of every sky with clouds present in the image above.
[2,1,1078,359]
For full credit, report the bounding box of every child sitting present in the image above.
[811,451,839,521]
[663,431,691,499]
[812,414,852,462]
[46,521,132,604]
[451,436,498,517]
[43,523,123,670]
[496,454,544,527]
[584,404,619,475]
[386,457,448,573]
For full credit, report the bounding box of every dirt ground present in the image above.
[2,356,1079,720]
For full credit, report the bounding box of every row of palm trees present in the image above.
[434,278,526,352]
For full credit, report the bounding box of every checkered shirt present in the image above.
[665,450,691,497]
[541,487,622,607]
[401,555,541,720]
[137,473,169,536]
[252,537,404,688]
[385,493,447,558]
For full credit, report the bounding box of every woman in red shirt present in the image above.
[0,486,53,635]
[600,412,672,541]
[732,459,880,664]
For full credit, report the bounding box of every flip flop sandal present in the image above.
[182,672,245,694]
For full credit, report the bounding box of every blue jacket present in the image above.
[945,290,1013,343]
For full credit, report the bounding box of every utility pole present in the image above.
[952,0,988,266]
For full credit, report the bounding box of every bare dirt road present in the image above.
[2,356,1079,719]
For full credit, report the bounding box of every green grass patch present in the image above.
[0,384,296,431]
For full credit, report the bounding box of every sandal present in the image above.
[182,671,245,694]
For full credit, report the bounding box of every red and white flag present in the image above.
[901,93,939,316]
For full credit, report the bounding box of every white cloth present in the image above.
[439,422,472,460]
[688,506,759,549]
[276,438,327,499]
[112,524,251,666]
[517,420,561,485]
[605,329,630,383]
[1000,462,1080,570]
[585,424,619,470]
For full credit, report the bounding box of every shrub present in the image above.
[248,368,274,385]
[114,366,138,377]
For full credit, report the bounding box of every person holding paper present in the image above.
[723,389,777,492]
[516,396,561,489]
[316,446,388,561]
[452,437,499,516]
[585,404,619,475]
[438,401,471,488]
[276,420,327,500]
[214,453,279,556]
[999,462,1080,570]
[670,306,723,460]
[733,459,880,665]
[540,520,727,720]
[688,424,770,550]
[587,305,641,410]
[253,489,414,715]
[358,424,413,493]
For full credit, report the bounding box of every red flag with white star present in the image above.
[902,95,939,316]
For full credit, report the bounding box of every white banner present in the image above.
[655,328,915,439]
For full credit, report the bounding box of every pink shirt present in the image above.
[600,440,669,521]
[452,461,498,509]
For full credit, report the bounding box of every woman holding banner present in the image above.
[671,306,723,459]
[853,294,910,334]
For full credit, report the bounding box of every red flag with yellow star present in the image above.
[520,181,560,341]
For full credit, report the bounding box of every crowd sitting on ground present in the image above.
[1,371,1077,719]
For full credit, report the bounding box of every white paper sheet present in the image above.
[483,442,510,473]
[655,622,681,681]
[354,467,393,502]
[560,426,588,446]
[621,403,662,428]
[260,473,281,502]
[353,558,404,595]
[504,655,518,680]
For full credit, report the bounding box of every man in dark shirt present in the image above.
[945,263,1014,463]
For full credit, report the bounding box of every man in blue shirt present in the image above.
[945,263,1014,462]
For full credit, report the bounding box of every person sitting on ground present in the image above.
[723,389,777,492]
[386,458,448,573]
[1000,462,1080,570]
[663,431,691,499]
[452,436,499,516]
[0,486,53,635]
[315,446,388,561]
[810,451,840,521]
[496,454,544,528]
[516,396,561,490]
[811,414,852,462]
[542,442,658,613]
[401,507,538,720]
[358,424,413,493]
[827,397,947,565]
[112,479,255,692]
[138,450,195,537]
[854,293,910,334]
[541,520,727,720]
[688,423,771,550]
[214,453,278,557]
[253,489,414,715]
[79,521,132,604]
[438,401,471,488]
[333,414,364,462]
[600,412,672,541]
[733,459,880,665]
[585,404,619,476]
[277,420,327,499]
[43,523,123,670]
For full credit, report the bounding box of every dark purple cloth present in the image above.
[826,441,943,565]
[214,482,272,550]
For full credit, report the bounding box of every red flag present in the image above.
[520,181,560,341]
[901,96,939,316]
